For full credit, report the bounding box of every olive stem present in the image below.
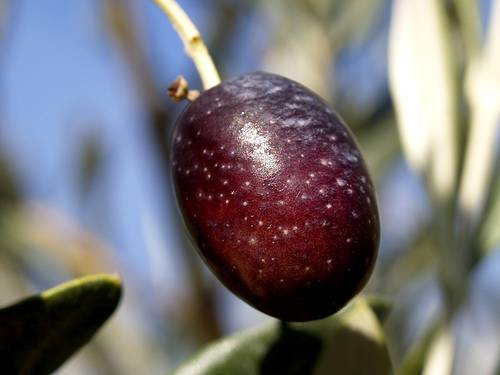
[153,0,221,90]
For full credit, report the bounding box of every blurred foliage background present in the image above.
[0,0,498,374]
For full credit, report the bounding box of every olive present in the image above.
[171,72,379,321]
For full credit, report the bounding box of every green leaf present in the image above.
[173,297,392,375]
[0,273,122,375]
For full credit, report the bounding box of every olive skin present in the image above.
[171,72,379,321]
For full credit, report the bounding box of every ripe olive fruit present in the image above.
[171,72,379,321]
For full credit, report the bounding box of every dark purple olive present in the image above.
[170,72,379,321]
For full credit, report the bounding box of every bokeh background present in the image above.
[0,0,498,374]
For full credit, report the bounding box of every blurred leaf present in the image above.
[0,274,122,375]
[366,295,392,324]
[0,254,31,306]
[388,0,459,202]
[357,115,400,183]
[459,0,500,230]
[421,326,455,375]
[78,133,104,196]
[453,0,482,59]
[328,0,385,48]
[479,170,500,254]
[1,203,116,276]
[0,153,21,208]
[397,320,441,375]
[380,230,438,296]
[262,1,334,100]
[173,297,392,375]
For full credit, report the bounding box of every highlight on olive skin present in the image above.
[171,71,380,321]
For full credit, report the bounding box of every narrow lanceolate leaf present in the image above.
[0,274,122,375]
[173,297,393,375]
[459,0,500,228]
[388,0,458,201]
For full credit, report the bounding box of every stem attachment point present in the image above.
[168,75,200,102]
